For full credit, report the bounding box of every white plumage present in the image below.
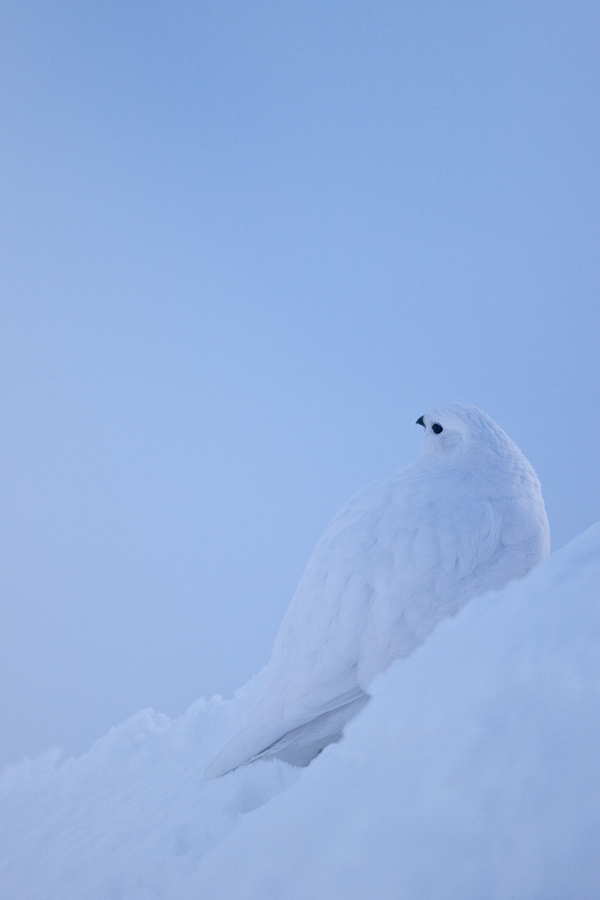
[206,403,550,777]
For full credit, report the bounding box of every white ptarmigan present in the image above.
[206,403,550,777]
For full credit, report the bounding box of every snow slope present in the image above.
[2,523,600,900]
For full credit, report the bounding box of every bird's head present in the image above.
[415,402,513,463]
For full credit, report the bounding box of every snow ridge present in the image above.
[2,523,600,899]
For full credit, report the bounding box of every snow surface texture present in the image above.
[3,525,600,898]
[207,403,550,776]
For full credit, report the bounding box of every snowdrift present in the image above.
[2,522,600,900]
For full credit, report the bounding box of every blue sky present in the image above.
[0,0,598,767]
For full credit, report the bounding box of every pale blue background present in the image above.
[1,1,598,767]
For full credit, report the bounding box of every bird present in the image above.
[205,403,550,778]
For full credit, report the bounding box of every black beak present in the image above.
[416,415,425,427]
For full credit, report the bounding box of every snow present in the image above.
[2,522,600,900]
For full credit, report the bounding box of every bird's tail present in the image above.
[204,689,369,778]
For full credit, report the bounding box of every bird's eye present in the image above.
[432,423,443,434]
